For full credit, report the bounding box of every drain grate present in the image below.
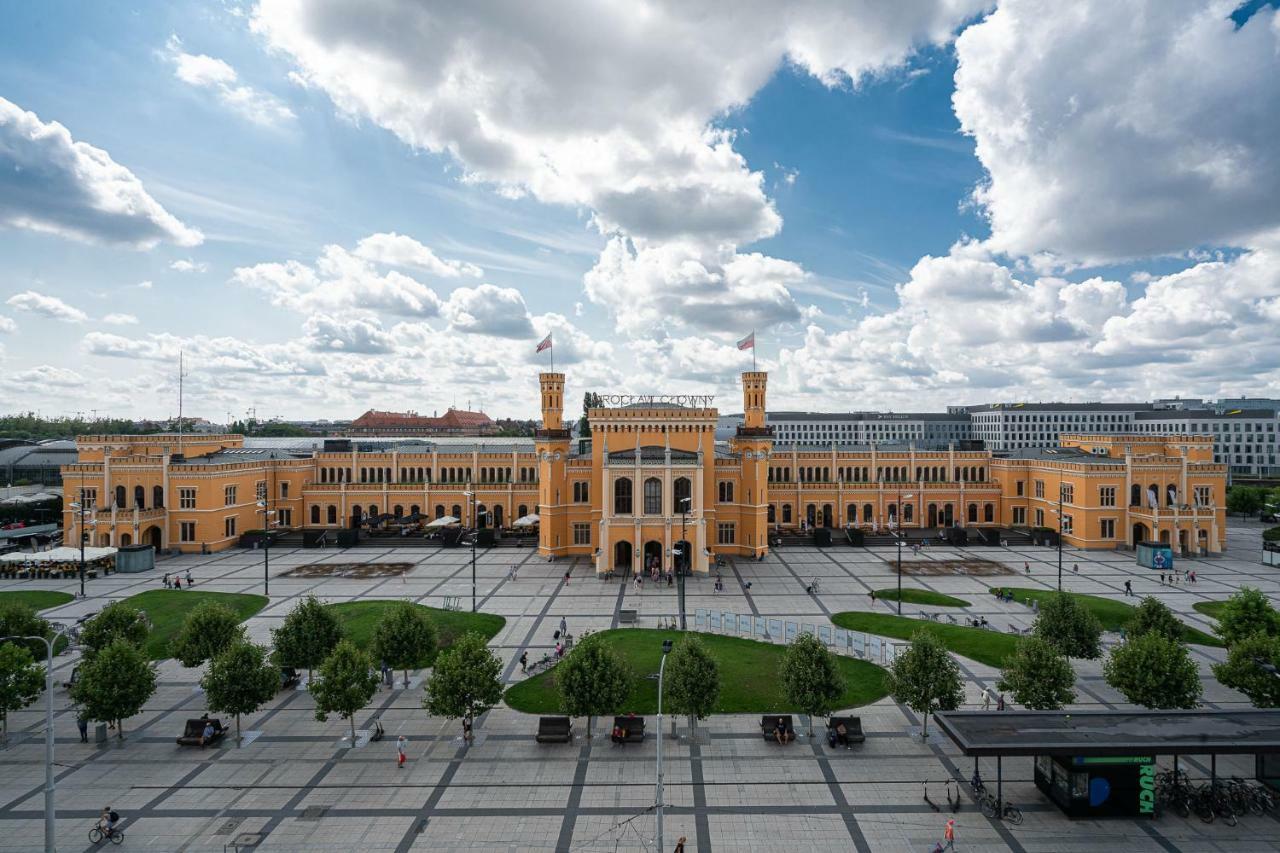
[299,806,328,821]
[214,818,242,836]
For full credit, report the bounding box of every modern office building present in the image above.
[61,372,1228,563]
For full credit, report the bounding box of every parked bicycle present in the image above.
[970,771,1022,824]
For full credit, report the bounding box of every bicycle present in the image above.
[88,825,124,845]
[979,794,1023,824]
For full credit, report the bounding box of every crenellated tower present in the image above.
[731,371,773,557]
[535,372,571,558]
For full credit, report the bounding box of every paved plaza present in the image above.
[1,523,1278,852]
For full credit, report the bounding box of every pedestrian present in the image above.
[1073,562,1079,573]
[77,713,89,743]
[1024,561,1030,574]
[186,569,193,586]
[1190,571,1197,583]
[869,590,876,604]
[996,693,1005,711]
[563,570,570,585]
[173,576,181,590]
[673,837,687,853]
[560,616,568,637]
[1124,580,1132,596]
[162,572,170,588]
[943,817,955,850]
[519,651,528,673]
[1159,572,1165,585]
[462,717,474,746]
[980,687,991,711]
[397,735,407,768]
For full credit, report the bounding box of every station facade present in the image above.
[62,371,1228,568]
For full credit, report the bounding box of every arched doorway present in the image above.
[927,504,938,527]
[674,539,691,575]
[643,540,662,573]
[476,504,488,529]
[351,505,363,527]
[120,532,132,546]
[492,504,504,528]
[806,504,816,527]
[943,504,954,526]
[1132,523,1148,546]
[614,540,633,574]
[1178,529,1189,554]
[144,526,161,549]
[1159,528,1171,544]
[822,504,833,528]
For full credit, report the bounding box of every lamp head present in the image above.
[661,640,673,654]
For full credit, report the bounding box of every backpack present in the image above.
[109,811,120,823]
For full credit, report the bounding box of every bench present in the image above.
[536,716,573,743]
[760,715,795,744]
[618,609,638,625]
[176,717,226,748]
[611,716,645,744]
[826,715,865,748]
[279,667,300,691]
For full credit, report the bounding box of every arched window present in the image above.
[1130,483,1142,506]
[134,485,145,509]
[368,504,378,517]
[767,504,776,523]
[718,481,734,503]
[863,503,873,523]
[518,504,528,519]
[968,503,978,523]
[984,503,994,523]
[394,505,404,517]
[452,504,462,519]
[822,467,830,482]
[327,505,337,524]
[153,485,164,509]
[411,505,419,516]
[673,477,692,512]
[904,503,914,523]
[615,478,633,514]
[435,504,445,519]
[311,505,321,524]
[847,504,856,524]
[643,477,662,515]
[320,468,327,484]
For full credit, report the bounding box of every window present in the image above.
[1035,509,1044,527]
[1012,507,1026,525]
[717,522,736,544]
[179,521,196,543]
[255,480,267,501]
[614,478,633,514]
[224,485,237,506]
[643,477,662,515]
[179,488,196,509]
[311,505,320,524]
[782,504,792,523]
[1061,514,1073,534]
[79,488,98,509]
[278,509,292,527]
[718,481,734,503]
[1100,518,1115,539]
[224,517,237,538]
[673,477,692,512]
[573,523,591,545]
[1060,483,1074,503]
[280,482,289,499]
[1193,485,1212,506]
[1100,486,1116,507]
[573,481,589,502]
[1034,480,1045,499]
[328,505,338,524]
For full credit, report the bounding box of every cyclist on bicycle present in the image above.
[99,806,120,836]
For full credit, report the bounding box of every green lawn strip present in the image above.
[0,590,74,611]
[325,600,505,665]
[872,588,970,607]
[991,587,1222,647]
[120,590,269,660]
[1192,601,1227,621]
[831,612,1019,669]
[503,628,888,715]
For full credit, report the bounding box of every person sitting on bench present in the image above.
[612,722,627,743]
[774,717,790,745]
[199,720,216,746]
[829,721,848,747]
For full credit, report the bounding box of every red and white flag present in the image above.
[736,332,755,351]
[536,333,553,353]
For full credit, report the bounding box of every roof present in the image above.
[350,408,493,430]
[935,710,1280,757]
[173,448,308,465]
[966,402,1155,413]
[245,437,537,454]
[768,411,969,422]
[0,442,79,467]
[993,447,1115,464]
[0,523,59,541]
[1134,408,1277,420]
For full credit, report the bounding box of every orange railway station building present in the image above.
[62,371,1228,568]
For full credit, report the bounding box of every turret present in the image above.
[539,372,566,433]
[740,371,770,433]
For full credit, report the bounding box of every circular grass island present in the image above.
[871,588,970,607]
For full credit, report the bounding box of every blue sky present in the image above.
[1,1,1278,421]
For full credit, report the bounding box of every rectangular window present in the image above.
[1099,486,1116,507]
[1061,514,1073,534]
[1100,518,1115,539]
[1012,507,1026,525]
[572,523,590,545]
[224,485,237,506]
[224,516,237,538]
[179,521,196,543]
[179,487,196,509]
[717,522,736,545]
[280,482,289,499]
[1035,508,1045,527]
[79,488,98,509]
[1034,480,1045,499]
[1015,480,1024,497]
[1060,483,1074,503]
[1193,485,1212,506]
[255,480,267,501]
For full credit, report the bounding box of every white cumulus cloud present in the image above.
[165,35,296,127]
[7,290,89,323]
[444,284,534,338]
[102,313,139,326]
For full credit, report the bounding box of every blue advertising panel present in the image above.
[709,611,721,629]
[754,616,768,636]
[785,621,798,642]
[695,608,707,630]
[818,625,833,645]
[768,618,783,639]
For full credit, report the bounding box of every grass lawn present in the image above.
[326,601,505,664]
[503,629,889,715]
[831,612,1020,668]
[872,588,970,607]
[1193,601,1227,621]
[119,590,269,660]
[0,590,74,611]
[991,587,1222,647]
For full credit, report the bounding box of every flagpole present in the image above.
[752,329,756,371]
[550,332,554,373]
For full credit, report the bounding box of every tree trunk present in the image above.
[922,710,930,738]
[235,713,242,742]
[117,719,124,740]
[349,715,356,747]
[403,669,410,689]
[586,715,593,739]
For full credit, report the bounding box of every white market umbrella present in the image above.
[426,515,460,528]
[513,514,540,527]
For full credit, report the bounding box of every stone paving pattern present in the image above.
[1,522,1278,851]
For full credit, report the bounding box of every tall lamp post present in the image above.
[1050,488,1065,591]
[655,639,673,853]
[676,496,691,630]
[3,625,68,853]
[69,499,90,598]
[894,489,914,615]
[463,491,487,612]
[256,500,276,596]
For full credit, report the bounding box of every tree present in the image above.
[1127,596,1184,642]
[1214,587,1280,647]
[424,632,504,742]
[665,635,721,735]
[271,596,343,682]
[80,601,149,657]
[885,628,963,737]
[555,638,633,738]
[1213,632,1280,708]
[0,602,54,659]
[202,640,280,740]
[1033,592,1103,659]
[372,602,438,688]
[998,636,1075,710]
[1103,632,1202,709]
[70,638,157,739]
[170,601,246,668]
[780,633,846,735]
[310,640,379,745]
[1227,485,1265,518]
[0,643,44,739]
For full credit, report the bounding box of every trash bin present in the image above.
[94,723,108,744]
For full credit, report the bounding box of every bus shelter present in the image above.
[935,709,1280,819]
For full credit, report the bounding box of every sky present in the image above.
[1,0,1278,422]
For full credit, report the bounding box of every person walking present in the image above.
[996,694,1005,711]
[77,713,89,743]
[519,651,528,673]
[185,569,193,586]
[397,735,407,768]
[980,687,991,712]
[1072,562,1079,573]
[942,817,955,850]
[673,837,687,853]
[563,570,570,585]
[1124,579,1133,596]
[1024,561,1030,574]
[559,616,568,637]
[162,572,170,588]
[173,576,181,590]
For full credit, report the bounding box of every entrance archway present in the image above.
[806,504,816,527]
[674,539,691,575]
[822,504,833,528]
[614,540,633,574]
[643,540,662,573]
[1132,523,1148,546]
[351,505,363,527]
[476,504,488,529]
[144,526,162,549]
[1178,529,1189,554]
[927,504,938,527]
[1159,528,1171,544]
[492,504,504,528]
[120,532,132,546]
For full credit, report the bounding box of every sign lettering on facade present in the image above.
[593,393,715,408]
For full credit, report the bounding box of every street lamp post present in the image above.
[677,496,690,630]
[70,499,88,599]
[1051,490,1065,591]
[256,500,275,596]
[655,639,673,853]
[3,626,68,853]
[464,491,486,613]
[895,489,914,615]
